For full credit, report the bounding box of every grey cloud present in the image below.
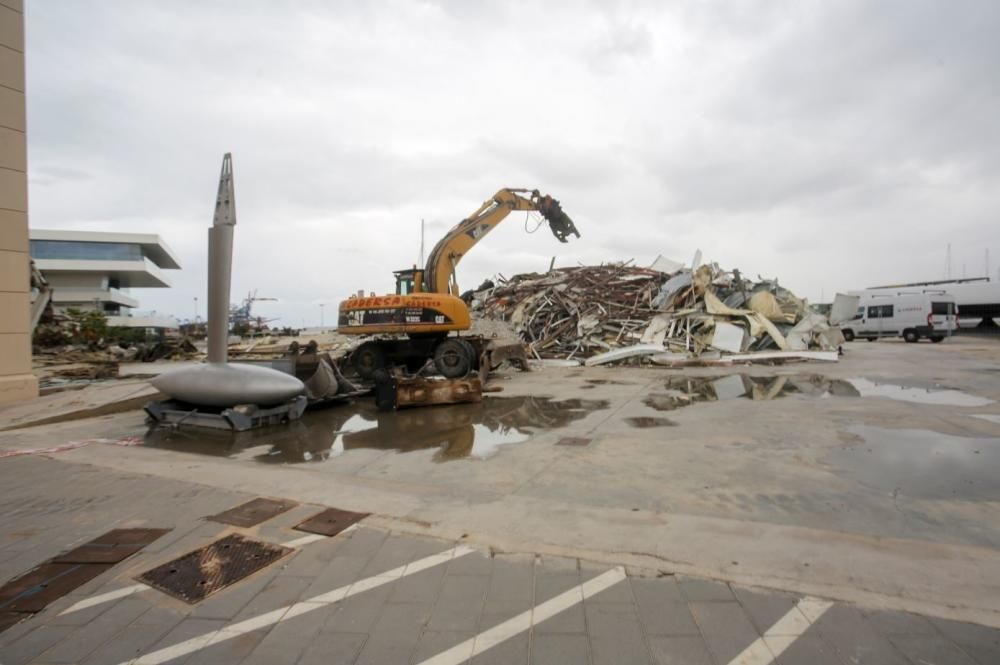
[24,0,1000,326]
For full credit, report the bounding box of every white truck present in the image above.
[839,292,959,343]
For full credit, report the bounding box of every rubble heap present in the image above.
[472,261,843,364]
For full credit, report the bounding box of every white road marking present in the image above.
[59,583,149,614]
[415,566,628,665]
[59,525,356,616]
[122,545,474,665]
[726,598,834,665]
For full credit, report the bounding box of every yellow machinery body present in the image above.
[338,290,470,336]
[337,188,579,379]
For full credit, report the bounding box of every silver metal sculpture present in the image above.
[151,154,304,408]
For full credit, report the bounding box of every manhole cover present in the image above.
[137,534,292,603]
[53,528,171,564]
[206,498,297,528]
[0,562,113,613]
[294,507,369,537]
[556,436,592,447]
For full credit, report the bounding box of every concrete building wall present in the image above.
[0,1,36,404]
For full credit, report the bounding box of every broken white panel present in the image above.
[528,359,582,368]
[713,374,747,400]
[691,249,703,270]
[649,254,686,274]
[816,326,846,349]
[786,313,830,351]
[652,272,692,309]
[710,321,746,353]
[829,293,861,325]
[640,314,673,345]
[584,344,665,366]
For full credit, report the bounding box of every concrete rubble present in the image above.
[473,259,845,365]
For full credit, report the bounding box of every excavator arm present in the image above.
[422,188,580,296]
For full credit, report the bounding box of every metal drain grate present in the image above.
[205,498,297,528]
[137,534,291,603]
[294,507,369,537]
[53,527,171,564]
[556,436,592,446]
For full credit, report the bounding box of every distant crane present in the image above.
[229,289,279,332]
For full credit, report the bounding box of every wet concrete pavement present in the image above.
[2,337,1000,661]
[1,454,998,664]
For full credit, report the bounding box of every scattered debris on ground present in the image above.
[472,259,844,365]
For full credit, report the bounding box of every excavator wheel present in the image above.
[434,338,474,378]
[351,341,386,381]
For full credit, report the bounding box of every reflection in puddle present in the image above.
[846,378,993,407]
[643,374,855,411]
[825,425,1000,501]
[642,374,992,412]
[144,396,609,464]
[624,417,676,428]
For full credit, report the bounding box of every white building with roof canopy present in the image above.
[29,229,181,330]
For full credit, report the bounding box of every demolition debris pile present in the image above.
[473,261,843,364]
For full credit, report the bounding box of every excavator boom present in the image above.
[423,188,579,296]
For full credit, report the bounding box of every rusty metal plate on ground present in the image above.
[294,507,369,536]
[0,562,113,613]
[53,527,171,564]
[556,436,592,447]
[89,528,172,546]
[206,498,298,528]
[137,534,292,603]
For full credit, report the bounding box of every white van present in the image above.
[840,292,959,343]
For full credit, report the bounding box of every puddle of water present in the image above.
[144,396,609,464]
[624,417,676,428]
[585,379,635,386]
[642,374,847,411]
[641,374,992,412]
[846,378,993,407]
[825,425,1000,501]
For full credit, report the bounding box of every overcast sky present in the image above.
[25,1,1000,327]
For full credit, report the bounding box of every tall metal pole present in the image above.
[207,154,236,364]
[419,219,425,266]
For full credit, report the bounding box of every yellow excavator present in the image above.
[338,188,580,379]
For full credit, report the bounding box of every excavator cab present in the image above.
[393,269,420,295]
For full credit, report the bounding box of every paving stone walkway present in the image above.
[1,455,998,664]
